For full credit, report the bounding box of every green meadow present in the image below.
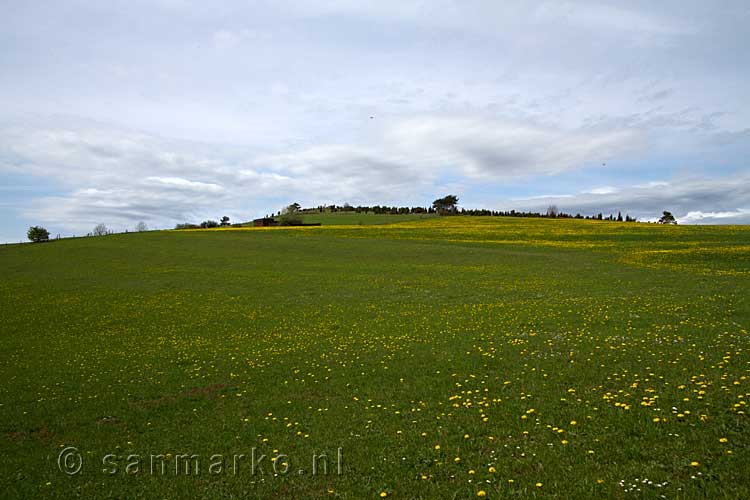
[1,217,748,499]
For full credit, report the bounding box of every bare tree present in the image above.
[546,205,559,217]
[93,223,108,236]
[135,221,148,232]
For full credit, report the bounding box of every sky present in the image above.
[1,0,749,241]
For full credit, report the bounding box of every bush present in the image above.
[278,213,303,226]
[27,226,50,243]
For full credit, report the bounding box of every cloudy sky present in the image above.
[1,0,749,241]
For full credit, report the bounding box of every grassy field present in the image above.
[1,217,749,499]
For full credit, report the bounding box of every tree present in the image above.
[279,203,303,226]
[617,211,623,222]
[658,211,677,224]
[432,195,459,214]
[135,221,148,232]
[93,223,108,236]
[200,220,219,228]
[220,216,230,226]
[27,226,50,243]
[546,205,559,217]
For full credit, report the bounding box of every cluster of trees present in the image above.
[294,196,460,216]
[175,216,231,230]
[298,203,434,215]
[434,207,638,221]
[295,196,640,222]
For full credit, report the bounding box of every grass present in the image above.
[1,216,748,499]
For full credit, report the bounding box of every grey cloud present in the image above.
[505,176,750,223]
[0,118,435,232]
[387,116,644,179]
[1,110,743,234]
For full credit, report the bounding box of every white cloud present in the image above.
[679,209,750,224]
[146,176,224,193]
[634,181,670,189]
[583,186,619,195]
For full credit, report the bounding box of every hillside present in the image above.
[1,217,749,499]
